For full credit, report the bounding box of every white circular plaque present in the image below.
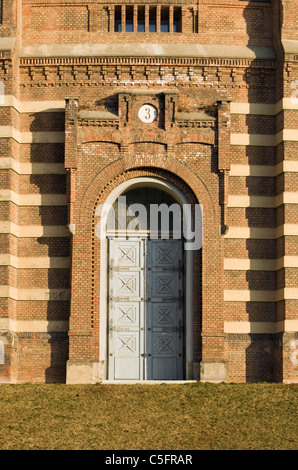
[138,104,158,123]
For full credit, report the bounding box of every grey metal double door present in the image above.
[108,238,184,380]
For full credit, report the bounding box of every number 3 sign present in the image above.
[138,104,158,123]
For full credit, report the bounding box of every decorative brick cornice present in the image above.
[19,56,276,68]
[78,118,119,128]
[18,56,277,90]
[177,119,215,129]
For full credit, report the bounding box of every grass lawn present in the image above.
[0,382,297,450]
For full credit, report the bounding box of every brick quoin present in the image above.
[0,0,297,384]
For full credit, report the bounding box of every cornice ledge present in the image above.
[282,39,298,55]
[20,43,276,61]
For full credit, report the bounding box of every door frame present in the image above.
[97,177,195,380]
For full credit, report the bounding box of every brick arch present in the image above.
[79,155,218,229]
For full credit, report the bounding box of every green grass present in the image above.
[0,382,297,450]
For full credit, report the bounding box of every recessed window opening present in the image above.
[113,4,183,34]
[160,6,169,33]
[149,6,156,32]
[114,5,121,32]
[107,187,180,234]
[173,7,182,33]
[126,5,133,32]
[137,5,145,32]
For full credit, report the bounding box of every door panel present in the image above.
[113,332,141,380]
[108,239,145,380]
[152,358,178,381]
[146,240,184,380]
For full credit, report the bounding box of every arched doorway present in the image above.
[98,177,195,381]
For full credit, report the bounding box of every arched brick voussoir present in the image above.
[78,155,218,231]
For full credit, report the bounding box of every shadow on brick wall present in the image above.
[29,113,70,384]
[243,1,282,382]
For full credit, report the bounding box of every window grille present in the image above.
[111,5,182,33]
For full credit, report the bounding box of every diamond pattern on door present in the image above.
[155,334,175,355]
[153,303,174,326]
[116,272,139,296]
[151,240,180,269]
[116,303,139,326]
[113,241,141,267]
[117,334,138,355]
[153,273,176,298]
[154,246,174,267]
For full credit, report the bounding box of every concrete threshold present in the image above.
[101,380,198,384]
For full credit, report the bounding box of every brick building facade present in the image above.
[0,0,297,383]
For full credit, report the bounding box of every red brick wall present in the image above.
[0,0,297,384]
[21,1,273,46]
